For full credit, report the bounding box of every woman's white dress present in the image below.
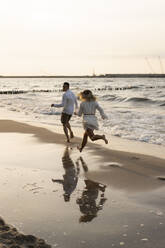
[78,101,107,130]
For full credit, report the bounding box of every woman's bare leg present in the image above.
[87,129,108,144]
[77,131,88,152]
[77,129,108,152]
[102,135,108,144]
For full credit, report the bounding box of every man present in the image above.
[51,82,78,142]
[52,147,80,202]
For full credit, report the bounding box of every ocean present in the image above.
[0,77,165,146]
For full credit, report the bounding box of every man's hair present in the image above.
[63,82,69,88]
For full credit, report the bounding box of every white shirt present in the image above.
[78,100,107,119]
[53,89,78,115]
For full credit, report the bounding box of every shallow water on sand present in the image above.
[0,133,165,248]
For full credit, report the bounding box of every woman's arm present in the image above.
[96,102,108,119]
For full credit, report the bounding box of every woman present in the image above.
[77,90,108,152]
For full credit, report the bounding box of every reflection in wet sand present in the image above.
[76,157,107,223]
[52,147,107,222]
[52,147,79,202]
[76,180,107,223]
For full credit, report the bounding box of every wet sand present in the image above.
[0,119,165,248]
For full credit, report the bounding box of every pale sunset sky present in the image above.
[0,0,165,75]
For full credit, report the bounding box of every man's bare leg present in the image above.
[63,124,70,142]
[66,122,74,139]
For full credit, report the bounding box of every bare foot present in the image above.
[103,135,108,144]
[70,132,74,139]
[77,146,82,152]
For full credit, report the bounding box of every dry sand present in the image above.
[0,119,165,248]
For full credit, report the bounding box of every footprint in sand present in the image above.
[157,176,165,181]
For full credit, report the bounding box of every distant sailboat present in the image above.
[92,68,96,77]
[158,56,164,74]
[145,57,155,74]
[145,56,165,75]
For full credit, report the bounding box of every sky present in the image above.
[0,0,165,75]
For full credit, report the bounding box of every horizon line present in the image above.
[1,73,165,78]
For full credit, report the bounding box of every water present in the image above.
[0,77,165,146]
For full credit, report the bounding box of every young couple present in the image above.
[51,82,108,152]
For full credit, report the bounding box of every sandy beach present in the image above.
[1,0,165,246]
[0,119,165,248]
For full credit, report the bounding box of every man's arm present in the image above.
[51,94,66,108]
[74,95,78,109]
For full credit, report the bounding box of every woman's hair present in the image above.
[79,90,96,101]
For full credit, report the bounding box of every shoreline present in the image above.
[0,118,165,161]
[0,107,164,160]
[16,120,165,160]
